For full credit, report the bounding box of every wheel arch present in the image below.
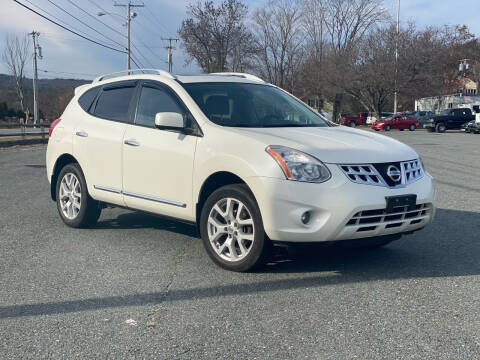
[195,171,253,231]
[50,153,80,201]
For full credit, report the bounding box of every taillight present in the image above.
[49,118,62,137]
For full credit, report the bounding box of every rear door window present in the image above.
[93,82,137,122]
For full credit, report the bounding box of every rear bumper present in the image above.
[247,166,436,243]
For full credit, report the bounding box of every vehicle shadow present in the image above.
[1,208,478,319]
[261,208,480,276]
[95,211,199,238]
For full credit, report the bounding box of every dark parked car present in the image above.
[424,108,475,133]
[464,120,480,134]
[410,111,435,127]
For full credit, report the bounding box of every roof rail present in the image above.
[93,69,176,83]
[209,72,264,83]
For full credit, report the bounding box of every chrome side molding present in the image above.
[123,191,186,208]
[93,185,186,208]
[93,185,121,194]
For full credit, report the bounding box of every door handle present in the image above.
[75,131,88,137]
[124,139,140,147]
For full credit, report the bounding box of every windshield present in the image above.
[182,82,329,128]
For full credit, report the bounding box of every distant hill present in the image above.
[0,74,90,121]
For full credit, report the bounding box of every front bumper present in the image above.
[424,121,435,128]
[247,165,436,243]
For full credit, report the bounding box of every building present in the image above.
[415,78,480,113]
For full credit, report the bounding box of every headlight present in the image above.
[266,145,331,183]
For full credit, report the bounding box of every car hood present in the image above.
[232,126,418,164]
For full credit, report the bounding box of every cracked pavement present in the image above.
[0,130,479,359]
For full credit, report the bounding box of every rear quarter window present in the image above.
[78,86,100,112]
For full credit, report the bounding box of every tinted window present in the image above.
[78,87,99,112]
[183,82,328,128]
[135,85,184,127]
[94,85,136,122]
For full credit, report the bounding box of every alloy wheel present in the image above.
[207,197,255,262]
[59,172,82,220]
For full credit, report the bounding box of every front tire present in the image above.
[385,124,391,131]
[56,163,101,228]
[409,124,416,131]
[349,121,356,127]
[436,123,446,133]
[199,184,270,272]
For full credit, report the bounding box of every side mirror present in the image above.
[154,112,184,131]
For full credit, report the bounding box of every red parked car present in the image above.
[371,115,420,131]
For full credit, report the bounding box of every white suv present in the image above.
[46,70,436,271]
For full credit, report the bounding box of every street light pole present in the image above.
[114,1,144,73]
[393,0,400,114]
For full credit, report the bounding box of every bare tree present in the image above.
[178,0,255,73]
[253,0,304,91]
[320,0,387,120]
[2,34,30,122]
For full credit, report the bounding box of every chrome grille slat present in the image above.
[339,164,386,186]
[402,159,423,185]
[351,204,428,219]
[345,203,432,232]
[339,159,424,188]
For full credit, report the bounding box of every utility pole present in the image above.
[393,0,400,114]
[29,31,41,125]
[114,1,144,72]
[162,37,179,73]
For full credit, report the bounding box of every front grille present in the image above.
[402,159,423,185]
[339,159,424,188]
[339,164,386,186]
[345,203,432,233]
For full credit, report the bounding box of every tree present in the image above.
[178,0,255,73]
[2,34,30,123]
[253,0,304,91]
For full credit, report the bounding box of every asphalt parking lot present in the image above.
[0,129,479,359]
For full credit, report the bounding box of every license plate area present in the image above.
[385,194,417,213]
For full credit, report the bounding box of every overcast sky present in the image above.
[1,0,479,80]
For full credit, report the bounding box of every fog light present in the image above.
[301,211,311,224]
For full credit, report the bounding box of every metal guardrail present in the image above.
[0,123,51,129]
[0,123,51,141]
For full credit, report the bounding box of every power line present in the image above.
[21,0,119,48]
[39,69,97,77]
[44,0,125,49]
[64,0,126,40]
[142,2,174,38]
[12,0,126,53]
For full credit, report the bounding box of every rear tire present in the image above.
[199,184,270,272]
[56,163,101,228]
[349,121,356,127]
[409,124,416,131]
[436,123,446,133]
